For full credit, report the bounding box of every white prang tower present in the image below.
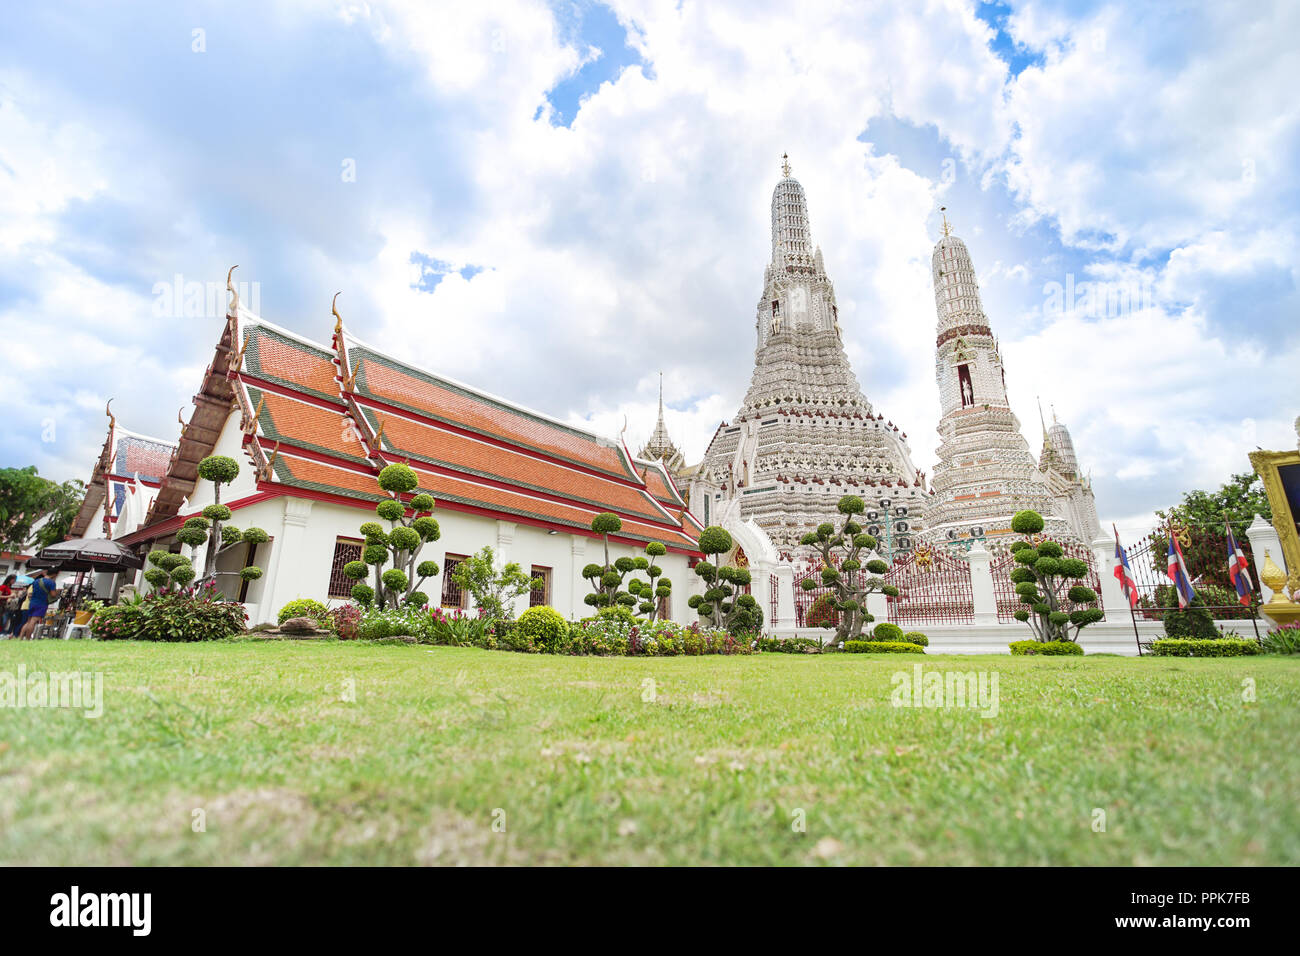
[924,210,1074,546]
[699,155,926,552]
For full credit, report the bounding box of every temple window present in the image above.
[529,566,552,607]
[957,363,974,407]
[327,537,364,598]
[441,554,469,609]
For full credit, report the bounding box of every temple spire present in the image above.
[941,206,951,237]
[781,152,791,178]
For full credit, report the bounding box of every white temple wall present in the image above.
[185,412,260,512]
[216,494,694,626]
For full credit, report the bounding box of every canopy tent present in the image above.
[27,537,144,573]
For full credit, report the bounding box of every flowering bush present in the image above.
[330,603,362,640]
[92,588,246,641]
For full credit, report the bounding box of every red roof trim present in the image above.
[115,490,281,546]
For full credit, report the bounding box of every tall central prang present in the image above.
[699,155,926,552]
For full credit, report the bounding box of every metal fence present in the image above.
[1121,536,1262,644]
[884,547,973,625]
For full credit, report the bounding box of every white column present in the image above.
[495,520,519,616]
[1245,515,1285,603]
[262,497,312,625]
[1092,534,1126,620]
[569,535,585,619]
[965,541,997,624]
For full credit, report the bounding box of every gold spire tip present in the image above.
[940,206,951,237]
[781,152,791,178]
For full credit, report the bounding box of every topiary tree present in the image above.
[143,549,196,591]
[341,463,441,610]
[580,513,672,621]
[450,545,540,620]
[796,495,898,647]
[686,525,764,634]
[179,455,265,591]
[1008,510,1103,643]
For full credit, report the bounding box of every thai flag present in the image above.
[1166,529,1196,609]
[1112,526,1139,608]
[1226,521,1253,606]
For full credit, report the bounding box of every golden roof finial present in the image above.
[226,265,240,316]
[105,398,115,431]
[781,152,791,178]
[940,206,951,238]
[332,292,343,336]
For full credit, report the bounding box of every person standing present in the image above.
[19,570,59,639]
[0,574,16,636]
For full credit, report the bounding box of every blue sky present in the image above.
[1,0,1296,539]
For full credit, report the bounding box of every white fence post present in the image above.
[1092,534,1126,620]
[966,541,997,625]
[1245,515,1285,602]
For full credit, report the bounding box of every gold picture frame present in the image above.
[1248,448,1300,598]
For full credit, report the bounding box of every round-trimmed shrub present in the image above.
[376,499,405,521]
[388,526,420,551]
[902,631,929,647]
[1011,510,1045,534]
[277,598,330,625]
[197,455,239,484]
[873,622,904,641]
[202,503,232,522]
[591,512,622,535]
[518,605,568,653]
[697,525,732,555]
[377,463,419,494]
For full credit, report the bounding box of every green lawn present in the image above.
[1,639,1297,865]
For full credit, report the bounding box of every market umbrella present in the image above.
[28,537,144,572]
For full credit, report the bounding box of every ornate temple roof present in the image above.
[637,373,684,472]
[120,288,703,553]
[70,409,176,538]
[700,156,924,550]
[1039,406,1081,479]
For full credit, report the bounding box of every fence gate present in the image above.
[791,561,845,627]
[884,547,973,626]
[990,539,1103,623]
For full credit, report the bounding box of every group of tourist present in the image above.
[0,570,61,639]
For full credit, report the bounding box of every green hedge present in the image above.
[872,622,904,641]
[1008,640,1084,656]
[755,636,823,654]
[1151,638,1260,657]
[843,640,925,654]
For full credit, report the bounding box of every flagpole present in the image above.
[1115,522,1142,656]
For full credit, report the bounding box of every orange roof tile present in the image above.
[249,386,369,464]
[360,407,671,524]
[244,326,340,400]
[349,347,639,482]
